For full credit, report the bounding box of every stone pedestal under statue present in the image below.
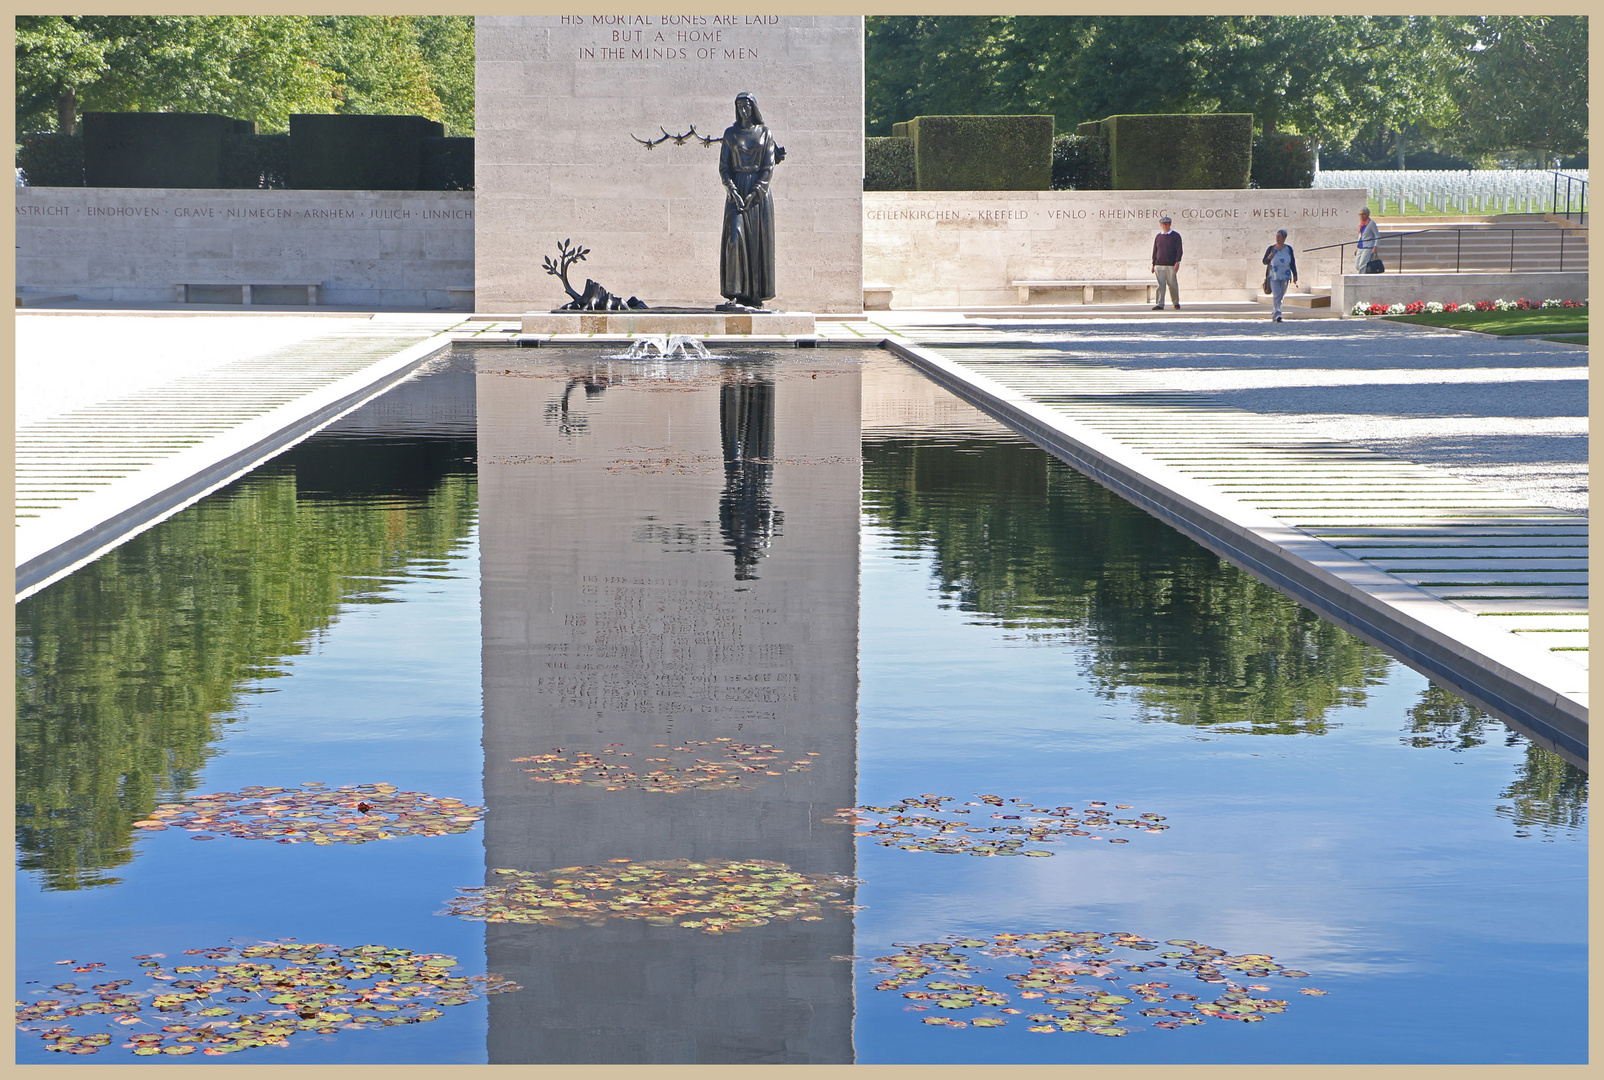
[519,310,816,335]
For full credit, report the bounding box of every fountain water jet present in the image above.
[620,334,715,359]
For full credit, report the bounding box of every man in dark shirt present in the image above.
[1151,215,1182,310]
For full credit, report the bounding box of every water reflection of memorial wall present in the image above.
[477,353,860,1063]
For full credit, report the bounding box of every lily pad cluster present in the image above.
[441,858,860,934]
[869,932,1323,1034]
[513,739,819,793]
[130,782,484,844]
[830,793,1169,856]
[15,941,518,1057]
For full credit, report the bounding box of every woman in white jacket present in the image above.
[1355,207,1381,273]
[1262,229,1298,322]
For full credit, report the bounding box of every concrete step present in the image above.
[1253,292,1331,308]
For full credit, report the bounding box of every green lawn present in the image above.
[1384,308,1589,336]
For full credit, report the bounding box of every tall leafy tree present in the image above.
[307,16,442,123]
[83,17,342,132]
[412,16,476,137]
[1444,16,1588,164]
[15,16,111,134]
[865,16,1466,158]
[15,15,477,136]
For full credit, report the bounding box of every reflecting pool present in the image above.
[15,347,1585,1064]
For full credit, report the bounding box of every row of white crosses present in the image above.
[1314,169,1589,217]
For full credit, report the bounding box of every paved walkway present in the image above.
[831,312,1588,515]
[825,313,1586,766]
[15,313,468,598]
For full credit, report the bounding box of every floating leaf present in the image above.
[827,792,1172,856]
[441,858,858,932]
[513,739,817,794]
[869,931,1326,1039]
[135,784,483,845]
[15,942,519,1060]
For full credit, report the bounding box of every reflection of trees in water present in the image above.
[719,374,783,581]
[14,438,477,891]
[861,436,1392,735]
[862,434,1587,829]
[1498,742,1587,837]
[1403,684,1495,752]
[1404,685,1587,837]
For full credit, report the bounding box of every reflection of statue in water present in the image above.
[542,373,614,438]
[719,374,783,580]
[717,93,784,312]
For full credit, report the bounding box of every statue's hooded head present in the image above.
[734,92,764,126]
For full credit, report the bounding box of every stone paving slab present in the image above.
[826,312,1586,515]
[15,314,467,599]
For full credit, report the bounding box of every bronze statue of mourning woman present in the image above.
[717,92,785,312]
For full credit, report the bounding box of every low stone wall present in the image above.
[15,187,474,308]
[1333,271,1590,314]
[863,188,1368,306]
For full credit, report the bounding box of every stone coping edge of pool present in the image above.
[883,339,1588,770]
[15,334,455,602]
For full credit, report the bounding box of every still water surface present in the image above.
[15,348,1585,1063]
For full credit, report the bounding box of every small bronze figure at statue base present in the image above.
[561,278,647,312]
[542,239,647,311]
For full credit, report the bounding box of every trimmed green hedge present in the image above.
[1051,134,1109,191]
[1083,113,1252,190]
[908,114,1054,191]
[83,112,255,188]
[289,114,444,191]
[419,136,474,191]
[864,136,915,191]
[17,133,84,186]
[891,122,909,138]
[1251,135,1314,189]
[220,133,290,189]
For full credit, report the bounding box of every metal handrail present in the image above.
[1303,227,1582,273]
[1551,170,1588,225]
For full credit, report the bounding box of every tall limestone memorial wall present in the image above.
[474,16,864,315]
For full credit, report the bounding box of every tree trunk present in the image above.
[57,88,76,136]
[1395,129,1406,170]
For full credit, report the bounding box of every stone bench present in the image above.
[863,282,893,310]
[1013,279,1156,305]
[175,283,320,306]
